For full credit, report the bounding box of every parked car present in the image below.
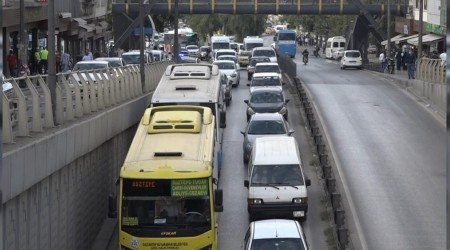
[243,219,309,250]
[95,57,125,68]
[213,60,240,87]
[240,112,293,163]
[332,48,345,60]
[340,50,363,70]
[244,86,289,121]
[367,44,377,54]
[247,56,271,80]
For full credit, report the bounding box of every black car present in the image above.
[199,46,211,61]
[244,87,289,121]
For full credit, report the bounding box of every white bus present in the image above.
[325,36,346,59]
[243,36,264,51]
[150,63,227,175]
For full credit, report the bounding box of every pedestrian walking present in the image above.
[82,51,91,61]
[39,47,49,74]
[7,49,18,77]
[401,51,407,70]
[404,50,416,79]
[61,51,72,73]
[379,50,387,72]
[55,51,62,73]
[34,49,41,74]
[395,51,402,70]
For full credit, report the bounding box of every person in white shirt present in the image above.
[439,51,446,66]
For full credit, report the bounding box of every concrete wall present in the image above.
[2,93,152,249]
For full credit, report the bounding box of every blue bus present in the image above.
[273,29,297,58]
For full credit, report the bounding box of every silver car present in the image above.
[240,113,294,163]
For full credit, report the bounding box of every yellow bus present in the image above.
[117,105,224,250]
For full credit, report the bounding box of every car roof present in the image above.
[252,219,302,239]
[250,112,284,121]
[252,72,280,77]
[344,50,361,53]
[213,60,236,64]
[216,49,236,53]
[95,57,122,61]
[255,62,279,66]
[250,86,283,94]
[75,60,109,64]
[253,46,275,51]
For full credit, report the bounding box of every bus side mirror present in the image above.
[244,180,249,188]
[273,37,277,41]
[306,179,311,187]
[108,194,117,218]
[215,189,224,212]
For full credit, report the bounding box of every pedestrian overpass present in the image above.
[111,0,407,62]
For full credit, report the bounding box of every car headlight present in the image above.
[293,197,308,204]
[248,198,263,205]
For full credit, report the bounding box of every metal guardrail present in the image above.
[277,53,297,81]
[363,58,446,84]
[2,61,173,144]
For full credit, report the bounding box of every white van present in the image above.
[325,36,346,59]
[244,136,311,221]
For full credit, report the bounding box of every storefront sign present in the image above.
[425,23,442,34]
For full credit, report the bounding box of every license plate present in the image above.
[349,61,356,63]
[293,211,304,217]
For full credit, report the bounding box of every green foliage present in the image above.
[280,15,355,37]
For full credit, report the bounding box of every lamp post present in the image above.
[386,0,391,56]
[417,0,423,58]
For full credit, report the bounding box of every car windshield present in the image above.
[186,45,198,50]
[251,164,304,186]
[247,120,286,135]
[122,54,142,65]
[251,76,280,87]
[250,92,283,103]
[200,47,210,52]
[73,63,108,71]
[253,50,276,57]
[346,52,360,57]
[106,60,123,67]
[250,238,305,250]
[250,58,270,66]
[255,65,280,73]
[215,62,235,70]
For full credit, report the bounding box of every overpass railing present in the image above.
[363,58,446,84]
[2,61,172,144]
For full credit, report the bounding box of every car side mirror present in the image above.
[282,82,286,85]
[288,129,294,136]
[246,83,250,86]
[273,37,277,41]
[244,180,249,188]
[285,99,290,103]
[244,99,249,104]
[305,179,311,187]
[240,131,245,136]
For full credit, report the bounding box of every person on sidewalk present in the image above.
[439,51,447,66]
[7,49,18,77]
[395,51,402,70]
[379,50,387,73]
[404,50,416,79]
[39,47,49,74]
[61,51,72,73]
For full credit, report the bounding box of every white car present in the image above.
[247,72,282,93]
[213,60,240,87]
[243,219,309,250]
[332,48,345,60]
[251,46,278,63]
[185,45,199,57]
[70,60,111,87]
[95,57,125,68]
[254,62,283,84]
[340,50,363,70]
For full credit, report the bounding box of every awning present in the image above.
[407,33,445,45]
[393,34,419,44]
[381,34,405,45]
[72,18,95,32]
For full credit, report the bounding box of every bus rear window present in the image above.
[279,33,296,41]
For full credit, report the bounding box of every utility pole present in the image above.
[139,0,146,90]
[417,0,423,58]
[48,0,57,122]
[173,0,179,63]
[19,0,28,67]
[386,0,391,56]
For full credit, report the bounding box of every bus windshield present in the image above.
[213,42,230,50]
[121,178,212,237]
[278,33,296,41]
